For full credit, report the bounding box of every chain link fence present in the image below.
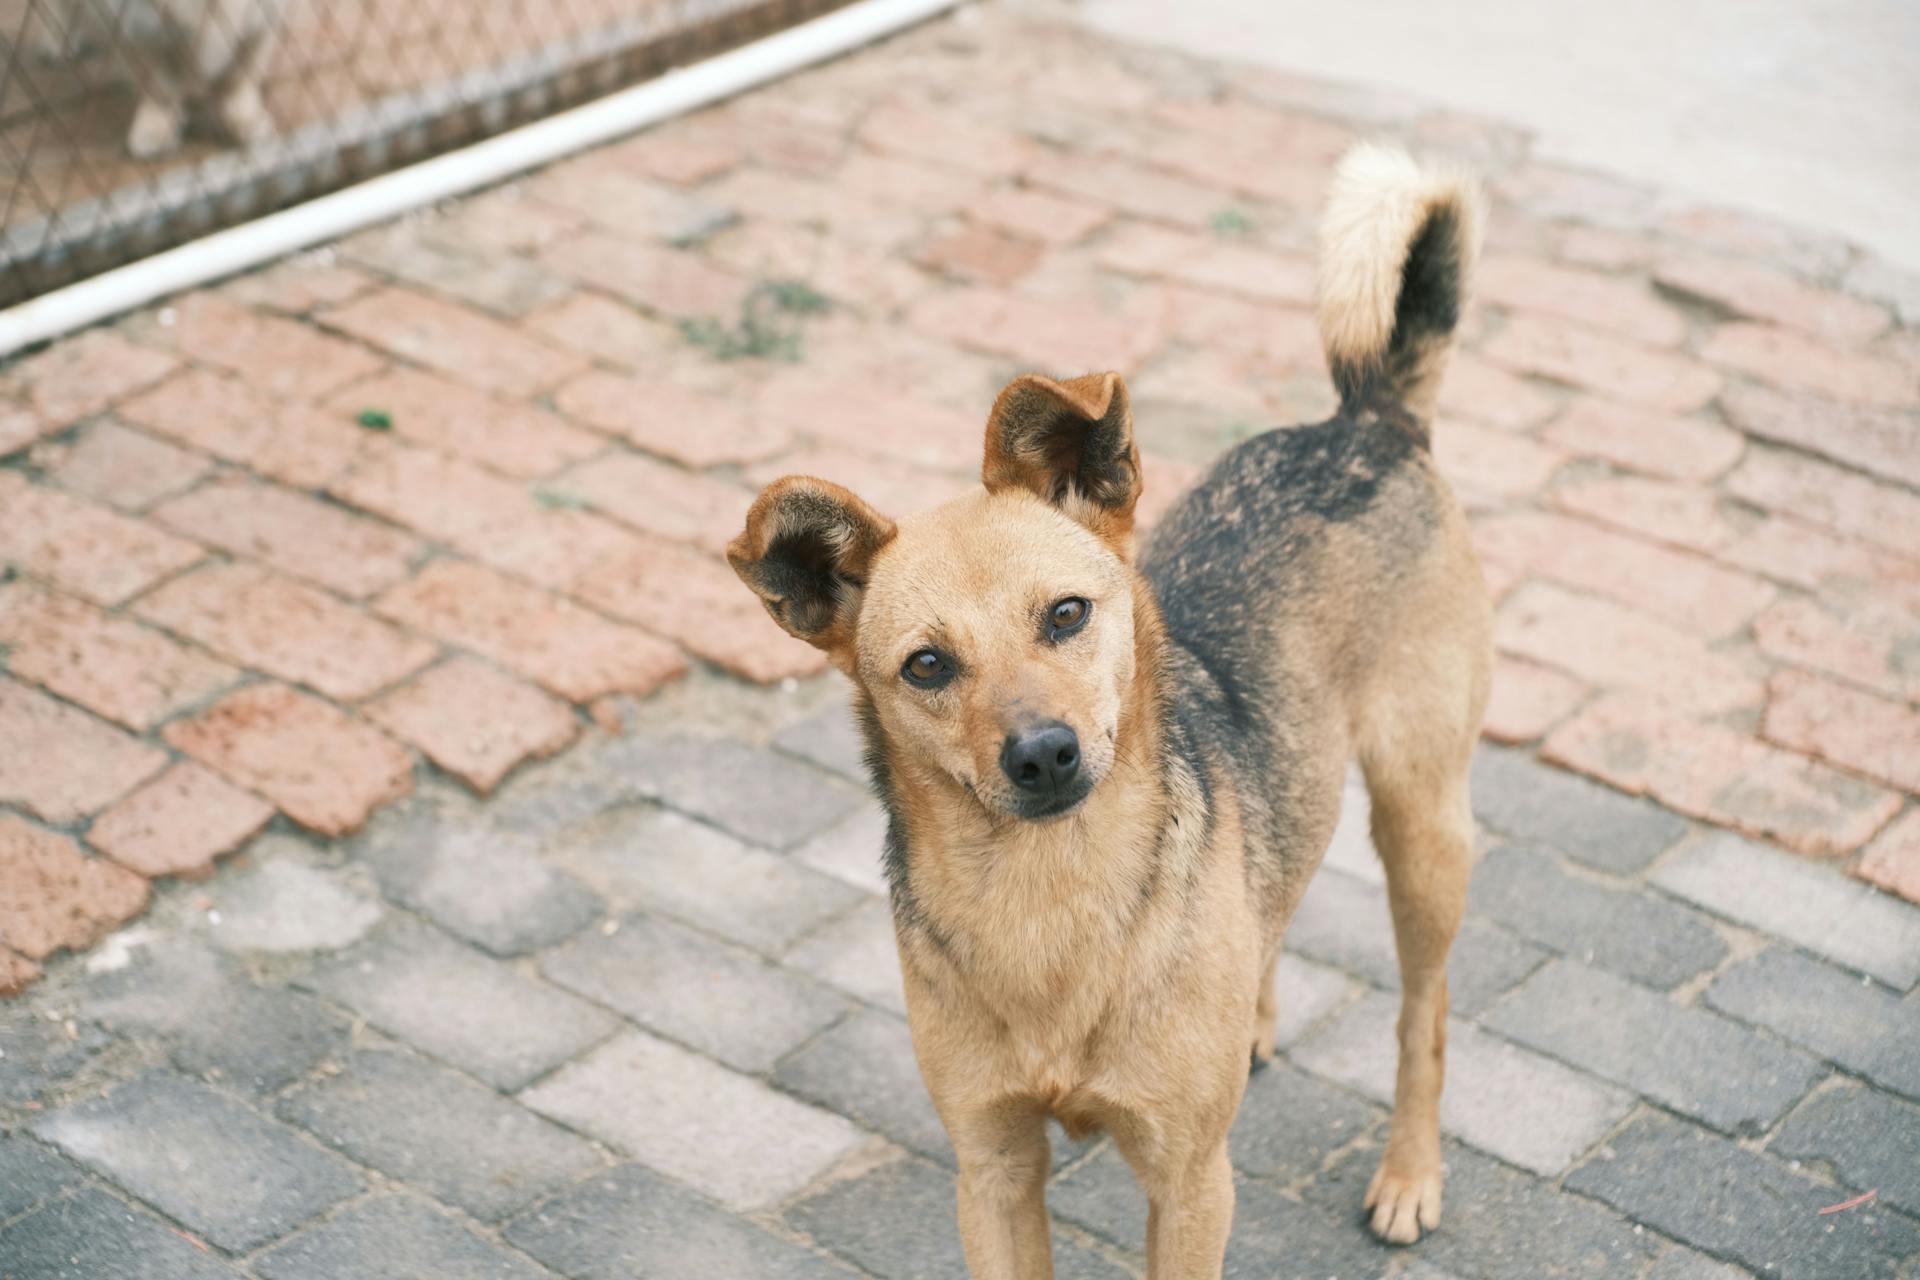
[0,0,849,307]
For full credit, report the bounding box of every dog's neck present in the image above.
[874,576,1205,1008]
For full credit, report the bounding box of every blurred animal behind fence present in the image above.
[31,0,289,157]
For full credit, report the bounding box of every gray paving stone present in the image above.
[1705,947,1920,1100]
[597,733,864,849]
[345,225,573,317]
[1224,1178,1409,1280]
[1646,1250,1755,1280]
[356,809,602,955]
[1770,1084,1920,1217]
[506,1163,851,1280]
[1652,833,1920,989]
[1485,961,1824,1135]
[772,699,868,781]
[1287,867,1548,1014]
[302,922,619,1090]
[790,802,891,897]
[0,1006,111,1104]
[1230,1059,1380,1180]
[548,805,860,948]
[204,840,383,954]
[30,1071,362,1252]
[773,1006,952,1164]
[0,1186,241,1278]
[0,1136,82,1221]
[1306,1139,1663,1278]
[1047,1144,1146,1253]
[789,1155,1129,1280]
[1268,952,1355,1049]
[74,942,347,1094]
[278,1047,601,1222]
[1468,843,1727,989]
[1290,989,1634,1174]
[1472,744,1687,873]
[520,1029,867,1210]
[1567,1111,1920,1279]
[1318,767,1384,885]
[784,896,908,1015]
[542,913,849,1073]
[253,1194,554,1280]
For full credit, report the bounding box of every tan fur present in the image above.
[731,149,1490,1277]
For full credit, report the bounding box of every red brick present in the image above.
[326,368,602,479]
[1494,582,1763,715]
[703,170,918,247]
[364,656,580,793]
[320,287,587,397]
[152,475,422,599]
[968,187,1111,246]
[859,102,1039,176]
[836,153,982,218]
[708,103,848,176]
[1482,655,1588,743]
[757,372,980,472]
[540,233,750,320]
[915,225,1043,287]
[1542,692,1899,857]
[1552,227,1651,272]
[909,287,1160,372]
[1538,397,1743,483]
[1027,153,1229,229]
[606,127,743,185]
[0,677,166,823]
[1482,312,1721,411]
[137,562,436,701]
[1432,421,1566,499]
[551,451,748,553]
[707,221,935,314]
[1473,511,1775,638]
[554,371,792,467]
[1724,446,1920,561]
[1153,98,1352,172]
[522,160,732,242]
[162,294,384,402]
[0,471,205,605]
[1478,255,1687,347]
[9,329,179,424]
[0,582,237,730]
[87,762,273,879]
[118,369,380,489]
[0,402,48,455]
[571,537,825,683]
[375,559,685,702]
[746,447,971,519]
[524,294,686,371]
[1751,597,1916,702]
[1437,352,1560,431]
[1094,223,1316,306]
[1703,323,1914,410]
[1134,452,1201,532]
[328,438,530,547]
[1550,473,1735,552]
[1857,809,1920,906]
[1654,256,1890,345]
[436,190,586,255]
[1717,515,1920,602]
[1719,382,1920,489]
[1763,669,1919,793]
[1156,288,1321,369]
[0,815,149,960]
[37,420,213,511]
[223,259,378,314]
[1494,164,1654,226]
[1657,205,1849,279]
[164,683,413,835]
[0,948,41,994]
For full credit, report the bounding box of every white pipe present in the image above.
[0,0,962,358]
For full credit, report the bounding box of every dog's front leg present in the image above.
[951,1112,1054,1280]
[1132,1141,1234,1279]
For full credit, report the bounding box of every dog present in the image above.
[36,0,286,157]
[730,143,1490,1277]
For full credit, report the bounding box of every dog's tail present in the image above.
[1316,144,1485,430]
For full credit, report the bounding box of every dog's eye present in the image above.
[902,648,952,687]
[1047,597,1091,640]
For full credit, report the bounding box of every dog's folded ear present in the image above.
[982,372,1140,548]
[727,476,896,661]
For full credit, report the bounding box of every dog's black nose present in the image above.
[1001,721,1081,793]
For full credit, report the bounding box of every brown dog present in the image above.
[730,144,1489,1277]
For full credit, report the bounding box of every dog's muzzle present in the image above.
[999,719,1091,818]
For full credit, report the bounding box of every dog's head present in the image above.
[730,373,1143,822]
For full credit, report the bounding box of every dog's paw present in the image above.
[1363,1160,1442,1245]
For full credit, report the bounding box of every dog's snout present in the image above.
[1000,721,1081,793]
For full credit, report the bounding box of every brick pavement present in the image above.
[1,4,1918,1276]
